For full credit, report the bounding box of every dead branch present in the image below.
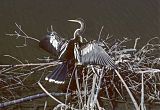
[0,92,70,108]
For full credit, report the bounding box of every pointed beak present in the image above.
[68,19,78,23]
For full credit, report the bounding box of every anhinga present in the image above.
[39,18,116,84]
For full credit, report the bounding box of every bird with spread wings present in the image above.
[39,18,116,84]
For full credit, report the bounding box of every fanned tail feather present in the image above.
[45,62,68,84]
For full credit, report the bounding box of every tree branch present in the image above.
[0,92,70,108]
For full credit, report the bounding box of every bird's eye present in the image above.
[47,32,54,36]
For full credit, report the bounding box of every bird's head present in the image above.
[68,18,85,43]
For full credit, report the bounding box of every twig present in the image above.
[38,81,79,110]
[114,69,140,110]
[141,73,145,110]
[134,38,140,49]
[6,33,40,43]
[6,23,39,48]
[43,101,47,110]
[93,68,104,105]
[0,92,69,108]
[0,61,61,68]
[75,66,83,107]
[15,23,40,43]
[38,81,66,105]
[98,26,104,42]
[4,55,23,64]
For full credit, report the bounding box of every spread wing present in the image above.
[80,43,116,69]
[39,31,68,57]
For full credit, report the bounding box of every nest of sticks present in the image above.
[0,24,160,109]
[57,37,160,109]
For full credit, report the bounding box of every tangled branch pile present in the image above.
[59,37,160,110]
[0,24,160,109]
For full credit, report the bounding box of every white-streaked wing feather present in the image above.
[80,43,116,68]
[81,43,93,55]
[58,42,68,59]
[49,34,59,50]
[39,31,67,56]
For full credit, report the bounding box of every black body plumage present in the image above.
[39,32,76,84]
[39,18,116,84]
[39,31,65,57]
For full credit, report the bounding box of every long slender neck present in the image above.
[79,21,85,34]
[73,21,85,40]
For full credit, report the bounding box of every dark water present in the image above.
[0,0,160,64]
[0,0,160,109]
